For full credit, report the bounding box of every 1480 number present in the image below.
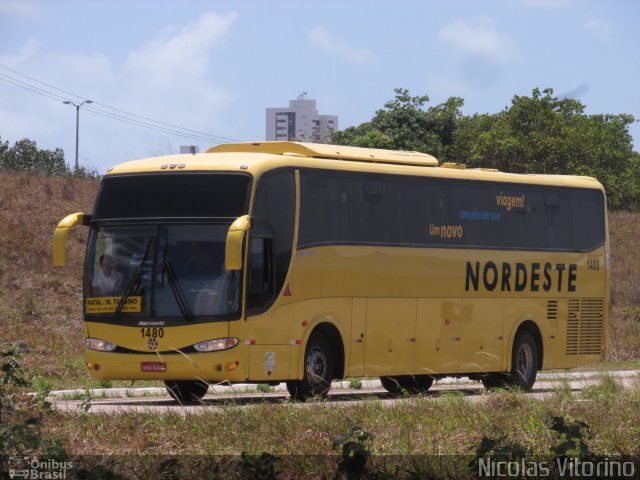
[140,327,164,338]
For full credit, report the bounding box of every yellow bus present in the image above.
[53,142,609,402]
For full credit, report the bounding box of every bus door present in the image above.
[244,169,296,381]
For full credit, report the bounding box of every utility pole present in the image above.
[63,99,93,170]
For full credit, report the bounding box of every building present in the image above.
[179,145,199,154]
[266,94,338,142]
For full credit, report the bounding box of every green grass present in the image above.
[581,373,623,400]
[347,377,363,389]
[41,386,640,458]
[256,383,276,393]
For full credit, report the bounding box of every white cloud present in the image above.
[438,17,516,62]
[0,11,239,172]
[125,12,236,84]
[584,17,612,44]
[121,11,237,120]
[0,38,41,67]
[308,26,375,63]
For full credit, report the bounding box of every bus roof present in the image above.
[105,141,603,190]
[207,141,439,167]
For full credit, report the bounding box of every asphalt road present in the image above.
[49,370,639,415]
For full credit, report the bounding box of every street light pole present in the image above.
[63,99,93,170]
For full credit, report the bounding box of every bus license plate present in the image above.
[141,362,166,372]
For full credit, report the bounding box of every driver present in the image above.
[92,254,123,296]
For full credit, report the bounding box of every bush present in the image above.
[0,136,98,179]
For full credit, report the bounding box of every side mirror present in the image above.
[52,212,91,266]
[225,215,251,271]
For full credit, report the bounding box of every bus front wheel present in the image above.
[287,334,334,401]
[165,380,209,404]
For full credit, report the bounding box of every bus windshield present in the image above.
[85,225,241,323]
[92,173,251,220]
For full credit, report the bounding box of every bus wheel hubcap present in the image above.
[306,348,327,385]
[517,343,533,379]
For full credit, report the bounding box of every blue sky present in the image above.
[1,0,638,173]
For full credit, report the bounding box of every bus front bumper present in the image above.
[84,347,248,382]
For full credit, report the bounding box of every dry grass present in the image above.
[0,171,97,387]
[0,171,639,389]
[607,210,640,361]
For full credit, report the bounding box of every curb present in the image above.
[47,370,639,399]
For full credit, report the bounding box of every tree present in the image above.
[335,88,639,209]
[454,88,637,208]
[334,88,464,161]
[0,137,8,158]
[0,137,74,177]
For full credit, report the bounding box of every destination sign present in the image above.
[86,296,142,313]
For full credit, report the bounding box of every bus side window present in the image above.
[572,189,605,251]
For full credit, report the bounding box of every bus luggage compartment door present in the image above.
[364,298,416,376]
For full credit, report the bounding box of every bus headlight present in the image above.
[86,337,117,352]
[193,337,239,352]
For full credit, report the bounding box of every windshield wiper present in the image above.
[162,259,194,323]
[113,241,152,322]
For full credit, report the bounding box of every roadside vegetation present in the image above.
[0,136,98,178]
[2,343,639,478]
[47,380,640,458]
[607,210,640,362]
[0,170,100,389]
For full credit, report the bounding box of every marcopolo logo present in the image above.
[8,456,73,479]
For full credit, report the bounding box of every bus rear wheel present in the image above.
[482,331,539,391]
[380,375,433,395]
[510,331,538,391]
[165,380,209,404]
[287,334,334,401]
